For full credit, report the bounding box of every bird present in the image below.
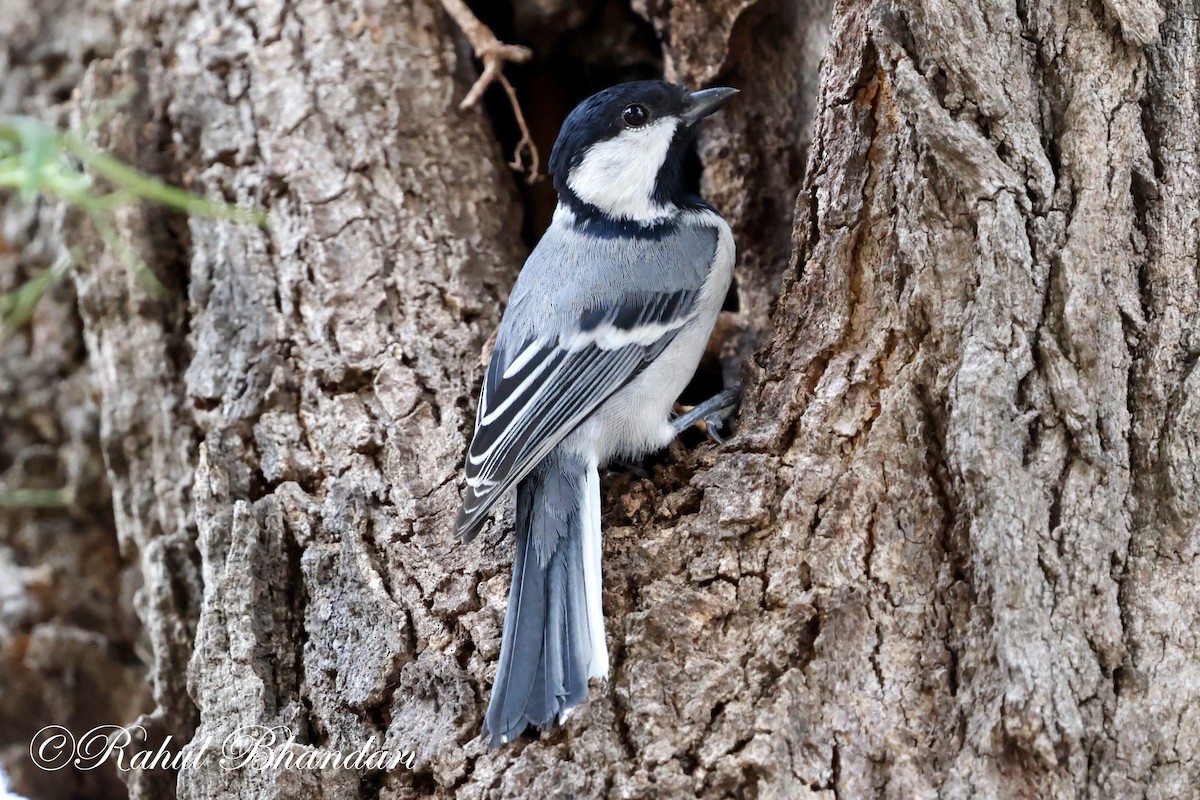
[456,80,739,747]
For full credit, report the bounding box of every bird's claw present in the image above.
[672,387,740,443]
[698,416,726,444]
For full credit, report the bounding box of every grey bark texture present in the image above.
[1,0,1198,798]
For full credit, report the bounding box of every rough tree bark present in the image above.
[1,2,150,799]
[2,0,1198,798]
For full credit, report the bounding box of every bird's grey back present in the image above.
[497,216,718,351]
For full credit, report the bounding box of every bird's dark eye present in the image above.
[622,104,649,127]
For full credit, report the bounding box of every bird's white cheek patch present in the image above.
[568,118,679,222]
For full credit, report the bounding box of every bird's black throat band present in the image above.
[554,193,715,240]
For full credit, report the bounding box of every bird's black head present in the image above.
[548,81,738,225]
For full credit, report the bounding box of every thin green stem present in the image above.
[0,109,266,339]
[0,487,73,509]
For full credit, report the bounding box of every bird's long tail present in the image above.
[484,450,609,747]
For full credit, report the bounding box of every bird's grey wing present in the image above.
[455,287,698,541]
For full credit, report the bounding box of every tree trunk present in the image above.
[2,0,1198,798]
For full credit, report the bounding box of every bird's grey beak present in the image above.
[680,87,739,125]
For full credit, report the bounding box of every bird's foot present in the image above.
[672,387,740,444]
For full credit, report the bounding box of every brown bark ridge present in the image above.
[1,0,1197,798]
[721,0,1196,797]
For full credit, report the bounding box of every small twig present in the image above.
[496,73,538,178]
[437,0,540,183]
